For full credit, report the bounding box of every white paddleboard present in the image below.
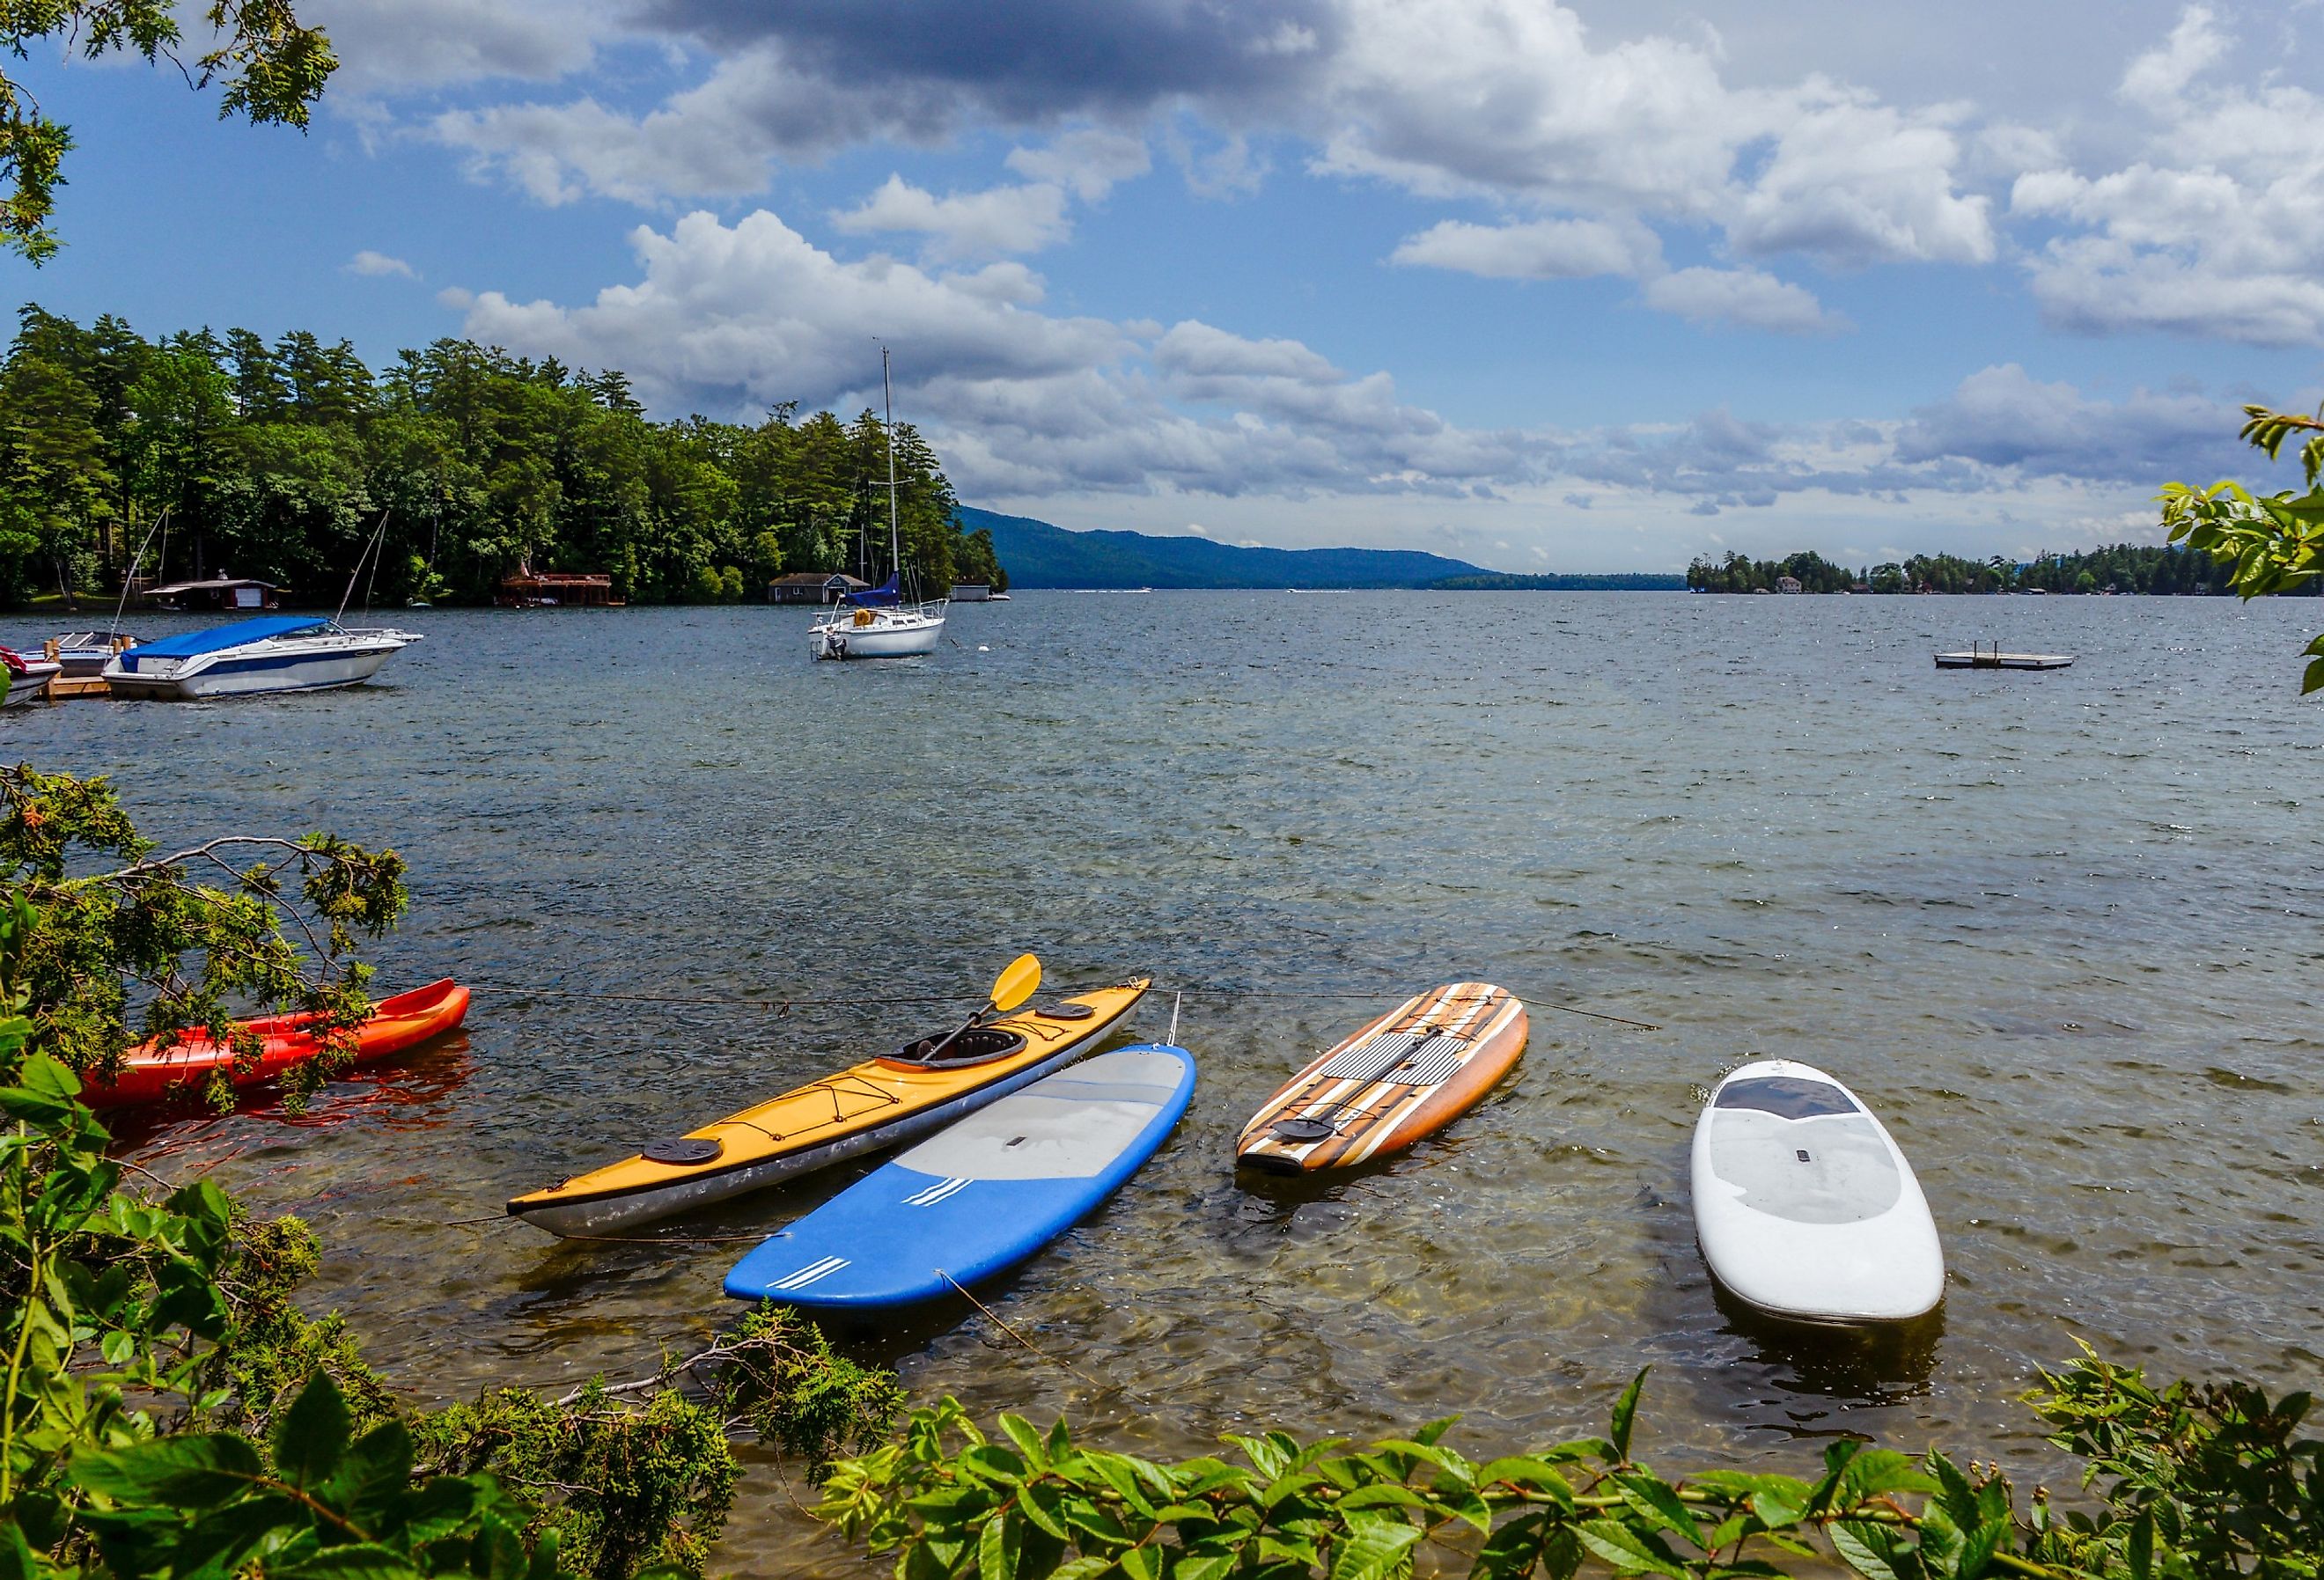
[1690,1059,1944,1323]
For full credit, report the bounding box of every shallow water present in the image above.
[12,592,2320,1576]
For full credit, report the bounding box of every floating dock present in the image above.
[1935,646,2074,670]
[44,675,114,700]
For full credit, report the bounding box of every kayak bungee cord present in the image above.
[460,980,1659,1030]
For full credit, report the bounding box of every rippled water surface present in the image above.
[13,592,2320,1576]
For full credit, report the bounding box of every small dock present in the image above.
[44,676,114,700]
[1935,645,2073,671]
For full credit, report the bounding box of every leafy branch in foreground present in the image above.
[0,762,408,1107]
[2,1,335,262]
[2161,403,2324,691]
[818,1354,2320,1580]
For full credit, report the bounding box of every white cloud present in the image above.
[1389,216,1660,279]
[1640,266,1848,333]
[832,176,1073,261]
[1726,93,1993,266]
[305,0,626,92]
[2119,5,2226,100]
[344,249,416,279]
[2005,8,2324,345]
[1004,129,1152,202]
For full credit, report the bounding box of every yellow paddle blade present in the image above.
[990,952,1041,1013]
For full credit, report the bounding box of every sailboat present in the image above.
[811,350,948,660]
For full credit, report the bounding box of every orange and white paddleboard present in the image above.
[1234,982,1527,1172]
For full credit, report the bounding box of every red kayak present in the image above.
[84,980,471,1109]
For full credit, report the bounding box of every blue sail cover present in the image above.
[845,576,901,606]
[124,616,327,662]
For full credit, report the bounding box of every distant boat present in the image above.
[811,349,948,661]
[103,615,420,700]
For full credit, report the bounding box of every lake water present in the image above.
[11,592,2320,1576]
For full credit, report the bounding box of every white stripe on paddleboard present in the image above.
[903,1175,973,1207]
[771,1255,850,1290]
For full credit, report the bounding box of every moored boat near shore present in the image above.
[1,649,61,706]
[83,980,471,1108]
[102,615,420,699]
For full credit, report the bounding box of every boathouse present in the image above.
[141,576,279,611]
[496,570,623,607]
[950,583,992,602]
[768,572,869,605]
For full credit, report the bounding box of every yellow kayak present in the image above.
[508,978,1151,1237]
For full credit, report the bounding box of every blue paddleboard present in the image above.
[724,1044,1195,1309]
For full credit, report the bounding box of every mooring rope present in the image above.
[460,980,1659,1030]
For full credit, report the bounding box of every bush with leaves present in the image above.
[0,762,407,1106]
[817,1351,2320,1580]
[2162,404,2324,691]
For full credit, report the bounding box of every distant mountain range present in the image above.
[959,506,1685,591]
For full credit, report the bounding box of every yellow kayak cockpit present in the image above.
[507,978,1151,1237]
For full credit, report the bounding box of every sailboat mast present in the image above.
[883,346,901,584]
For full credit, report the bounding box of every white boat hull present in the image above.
[105,634,416,700]
[811,607,945,659]
[3,662,59,707]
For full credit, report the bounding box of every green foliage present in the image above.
[2022,1343,2322,1578]
[0,763,408,1106]
[1685,546,2231,597]
[820,1355,2323,1580]
[2160,404,2324,691]
[1,2,335,263]
[417,1305,900,1580]
[0,953,899,1580]
[0,311,1000,606]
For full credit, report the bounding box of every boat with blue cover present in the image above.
[724,1044,1195,1309]
[102,615,421,700]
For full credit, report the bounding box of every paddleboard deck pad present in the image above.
[1690,1059,1945,1323]
[1235,982,1526,1172]
[724,1044,1195,1308]
[508,978,1150,1237]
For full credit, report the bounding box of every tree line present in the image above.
[1681,543,2307,596]
[0,304,1004,608]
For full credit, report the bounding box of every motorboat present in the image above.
[1,649,60,706]
[48,632,135,679]
[103,615,420,700]
[810,348,948,661]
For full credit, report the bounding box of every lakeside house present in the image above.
[141,576,278,611]
[769,572,870,605]
[1776,575,1802,593]
[950,583,992,601]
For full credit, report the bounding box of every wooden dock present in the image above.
[44,675,114,701]
[1935,646,2074,670]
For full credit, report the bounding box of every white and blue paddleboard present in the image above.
[724,1045,1195,1309]
[1691,1059,1945,1323]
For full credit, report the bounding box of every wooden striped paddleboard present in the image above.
[1234,982,1526,1172]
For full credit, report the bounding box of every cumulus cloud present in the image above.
[2008,6,2324,345]
[833,176,1073,261]
[1389,217,1659,279]
[1004,128,1152,201]
[306,0,627,92]
[344,249,417,279]
[1639,267,1848,334]
[1894,363,2247,481]
[402,0,1996,297]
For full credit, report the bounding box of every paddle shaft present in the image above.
[920,1001,992,1062]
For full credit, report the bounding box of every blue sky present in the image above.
[7,0,2321,571]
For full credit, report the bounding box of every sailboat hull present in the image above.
[811,612,945,659]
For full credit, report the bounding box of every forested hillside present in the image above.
[1684,544,2282,595]
[962,506,1491,587]
[0,305,1002,606]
